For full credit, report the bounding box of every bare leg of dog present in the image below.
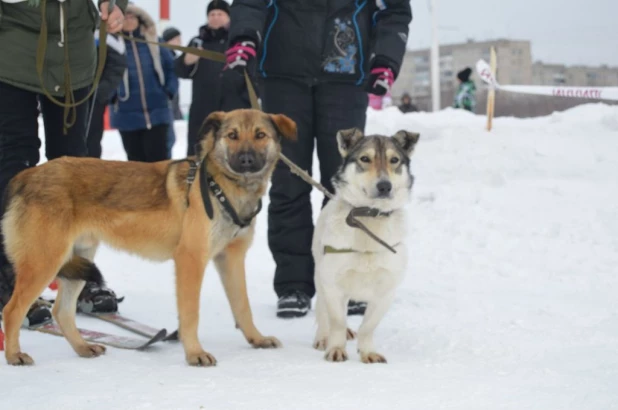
[53,277,105,358]
[174,245,214,367]
[356,292,395,364]
[313,283,329,351]
[74,235,99,262]
[3,259,64,365]
[313,294,329,350]
[323,287,349,362]
[214,238,281,349]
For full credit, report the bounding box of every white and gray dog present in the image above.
[312,127,420,364]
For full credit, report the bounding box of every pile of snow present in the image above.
[3,104,618,410]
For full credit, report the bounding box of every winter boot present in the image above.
[276,290,311,318]
[347,300,367,316]
[76,281,122,314]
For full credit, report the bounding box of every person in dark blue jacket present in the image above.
[225,0,413,318]
[110,3,178,162]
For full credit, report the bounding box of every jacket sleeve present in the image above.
[370,0,413,78]
[161,47,179,99]
[228,0,270,46]
[174,37,201,79]
[98,0,128,13]
[96,34,127,105]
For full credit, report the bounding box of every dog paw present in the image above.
[76,343,106,358]
[325,347,348,362]
[186,350,217,367]
[360,351,387,364]
[346,328,356,340]
[313,337,327,351]
[250,336,282,349]
[6,352,34,366]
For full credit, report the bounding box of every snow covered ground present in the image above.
[2,104,618,410]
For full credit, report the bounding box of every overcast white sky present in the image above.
[135,0,618,67]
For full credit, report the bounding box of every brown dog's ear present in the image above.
[269,114,297,142]
[196,111,226,158]
[392,130,420,157]
[336,127,364,157]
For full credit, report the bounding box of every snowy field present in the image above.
[2,104,618,409]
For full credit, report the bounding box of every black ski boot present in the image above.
[77,281,123,314]
[347,300,367,316]
[276,290,311,318]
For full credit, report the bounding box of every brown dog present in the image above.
[0,108,297,366]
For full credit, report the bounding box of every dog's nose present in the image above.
[238,152,255,168]
[376,180,392,196]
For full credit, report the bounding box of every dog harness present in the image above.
[181,158,262,229]
[322,207,398,254]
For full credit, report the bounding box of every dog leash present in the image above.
[122,34,399,254]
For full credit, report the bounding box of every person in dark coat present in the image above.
[110,4,179,162]
[86,30,128,159]
[0,0,128,328]
[225,0,413,318]
[398,92,418,113]
[174,0,230,156]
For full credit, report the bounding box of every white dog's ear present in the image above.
[393,130,420,157]
[336,128,364,157]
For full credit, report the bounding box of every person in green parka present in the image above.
[0,0,128,328]
[453,67,477,112]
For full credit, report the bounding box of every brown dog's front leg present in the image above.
[174,246,216,367]
[214,238,282,349]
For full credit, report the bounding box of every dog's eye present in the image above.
[360,156,371,163]
[255,132,266,140]
[390,157,400,164]
[227,131,238,140]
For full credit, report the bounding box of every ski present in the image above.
[39,298,179,342]
[81,312,179,342]
[31,322,167,350]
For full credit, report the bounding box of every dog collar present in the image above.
[344,206,397,254]
[346,206,393,218]
[179,158,262,229]
[200,166,262,229]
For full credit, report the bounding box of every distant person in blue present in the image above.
[453,67,476,112]
[110,3,178,162]
[224,0,413,319]
[162,26,184,158]
[86,29,127,159]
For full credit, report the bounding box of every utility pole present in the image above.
[430,0,440,111]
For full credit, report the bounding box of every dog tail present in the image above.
[57,256,104,285]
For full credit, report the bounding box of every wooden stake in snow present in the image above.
[486,47,497,132]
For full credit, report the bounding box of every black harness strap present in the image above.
[199,164,262,229]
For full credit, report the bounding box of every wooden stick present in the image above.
[486,46,497,131]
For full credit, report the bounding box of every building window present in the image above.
[413,55,429,65]
[553,73,566,85]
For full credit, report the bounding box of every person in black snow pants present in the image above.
[224,0,413,318]
[174,0,230,156]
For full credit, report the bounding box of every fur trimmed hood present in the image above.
[124,3,164,85]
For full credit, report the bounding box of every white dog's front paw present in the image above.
[325,346,348,362]
[313,337,328,351]
[359,351,387,364]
